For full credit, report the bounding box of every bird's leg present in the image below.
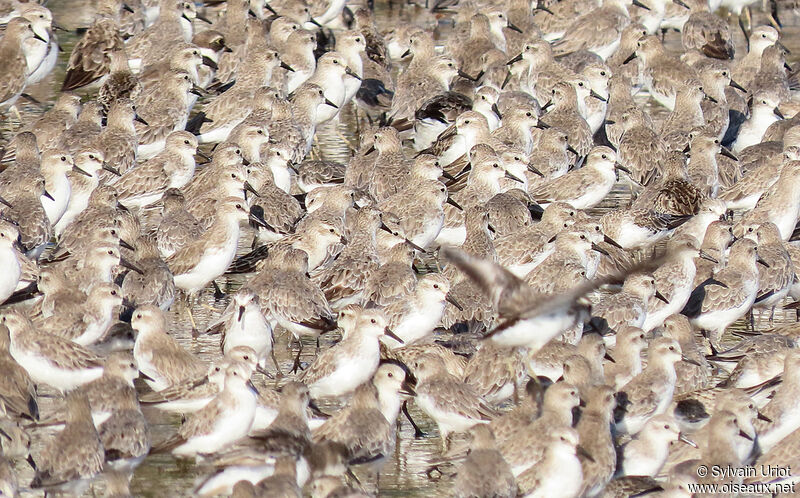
[402,400,426,437]
[211,280,226,300]
[440,433,450,453]
[290,338,304,373]
[354,106,362,146]
[10,105,22,124]
[271,347,283,378]
[336,121,356,153]
[186,292,200,337]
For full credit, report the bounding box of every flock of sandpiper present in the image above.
[1,0,800,495]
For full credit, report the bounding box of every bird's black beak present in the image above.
[202,56,218,70]
[120,257,144,274]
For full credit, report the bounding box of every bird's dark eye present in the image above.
[184,140,190,144]
[108,250,113,255]
[61,156,66,161]
[602,154,607,159]
[257,129,263,134]
[329,228,334,233]
[370,318,376,323]
[433,284,439,289]
[136,313,142,319]
[89,154,95,159]
[231,173,236,178]
[526,112,532,117]
[111,290,117,295]
[600,71,606,76]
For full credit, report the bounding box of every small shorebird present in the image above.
[155,360,258,457]
[30,392,104,495]
[531,147,627,209]
[681,238,764,347]
[453,425,516,498]
[112,131,198,208]
[411,354,498,452]
[3,310,104,392]
[131,305,208,391]
[615,337,686,435]
[299,309,401,399]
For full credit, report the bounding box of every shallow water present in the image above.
[3,1,800,496]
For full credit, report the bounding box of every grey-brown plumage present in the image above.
[98,49,142,112]
[660,314,710,395]
[121,234,176,311]
[99,408,151,470]
[0,18,37,107]
[20,92,82,150]
[615,337,683,435]
[499,382,580,474]
[313,365,401,465]
[577,385,617,497]
[31,392,104,493]
[364,244,417,307]
[246,159,304,240]
[245,456,302,498]
[453,425,516,498]
[312,207,383,306]
[62,0,125,91]
[155,188,203,258]
[0,324,37,420]
[243,245,336,341]
[539,82,593,158]
[133,70,194,153]
[463,343,527,404]
[751,222,795,313]
[57,101,104,155]
[412,354,498,451]
[249,381,312,458]
[681,0,734,59]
